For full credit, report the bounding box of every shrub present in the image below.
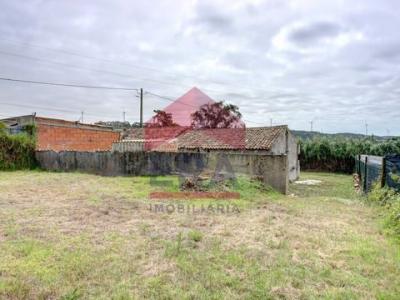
[367,183,398,206]
[188,230,203,243]
[368,184,400,241]
[0,121,6,135]
[22,124,36,137]
[0,132,36,170]
[385,201,400,240]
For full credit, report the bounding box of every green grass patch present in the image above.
[0,170,400,299]
[290,171,357,199]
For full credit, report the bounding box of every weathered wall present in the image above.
[264,129,299,182]
[36,151,289,193]
[269,131,286,155]
[287,131,300,182]
[36,123,120,152]
[112,141,145,152]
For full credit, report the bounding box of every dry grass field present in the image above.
[0,171,399,299]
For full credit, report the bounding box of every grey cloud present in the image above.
[356,74,395,87]
[192,3,234,33]
[287,21,343,45]
[373,42,400,62]
[0,0,399,135]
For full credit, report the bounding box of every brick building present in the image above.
[0,114,120,152]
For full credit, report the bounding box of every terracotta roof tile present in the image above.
[175,126,287,151]
[125,125,288,152]
[245,126,287,150]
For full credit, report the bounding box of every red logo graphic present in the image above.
[144,87,246,152]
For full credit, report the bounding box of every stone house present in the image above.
[116,125,300,182]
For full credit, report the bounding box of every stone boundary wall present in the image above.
[35,151,288,193]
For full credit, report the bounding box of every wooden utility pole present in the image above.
[140,88,143,128]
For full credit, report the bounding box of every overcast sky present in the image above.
[0,0,399,135]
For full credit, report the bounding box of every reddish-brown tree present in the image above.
[191,101,244,129]
[146,110,178,128]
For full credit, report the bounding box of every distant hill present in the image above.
[292,130,394,141]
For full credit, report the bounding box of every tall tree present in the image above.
[191,101,243,129]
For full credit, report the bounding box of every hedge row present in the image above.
[299,137,400,173]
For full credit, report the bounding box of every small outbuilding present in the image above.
[119,125,300,182]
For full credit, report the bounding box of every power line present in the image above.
[0,101,81,114]
[145,91,193,107]
[145,90,296,126]
[0,74,271,126]
[0,49,198,91]
[0,38,210,82]
[0,77,185,121]
[0,42,310,103]
[0,77,139,91]
[0,76,141,121]
[146,90,268,126]
[0,101,127,120]
[0,38,278,96]
[0,44,316,120]
[0,90,269,127]
[3,39,374,127]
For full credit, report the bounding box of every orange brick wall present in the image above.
[36,124,120,152]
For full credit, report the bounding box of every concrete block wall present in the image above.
[36,151,289,194]
[261,155,288,194]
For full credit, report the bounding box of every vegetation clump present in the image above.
[188,230,203,242]
[300,136,400,173]
[0,122,36,170]
[368,184,400,241]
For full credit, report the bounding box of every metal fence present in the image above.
[355,154,400,192]
[384,154,400,191]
